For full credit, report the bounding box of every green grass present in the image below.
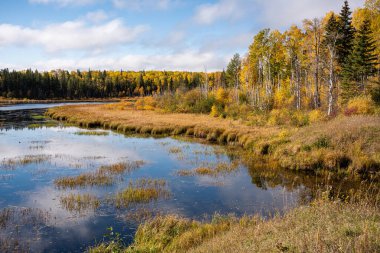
[27,121,59,128]
[30,114,46,120]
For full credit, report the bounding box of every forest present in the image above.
[1,0,379,117]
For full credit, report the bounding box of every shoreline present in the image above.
[47,103,380,180]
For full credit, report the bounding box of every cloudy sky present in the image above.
[0,0,365,71]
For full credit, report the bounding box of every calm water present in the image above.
[0,104,306,252]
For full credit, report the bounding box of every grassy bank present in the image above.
[89,196,380,253]
[47,103,380,179]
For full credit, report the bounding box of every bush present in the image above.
[291,111,309,127]
[345,96,377,115]
[135,96,157,110]
[215,88,229,105]
[210,105,220,117]
[370,84,380,106]
[309,110,325,123]
[224,104,252,120]
[193,95,215,114]
[267,109,291,126]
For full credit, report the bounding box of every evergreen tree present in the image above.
[342,18,377,98]
[337,1,355,67]
[226,53,241,88]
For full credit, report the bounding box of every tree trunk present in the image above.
[328,52,334,116]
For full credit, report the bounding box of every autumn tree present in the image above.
[324,14,340,115]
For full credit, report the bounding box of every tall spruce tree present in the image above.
[337,1,355,68]
[343,19,377,98]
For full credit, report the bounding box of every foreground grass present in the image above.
[47,104,380,179]
[89,198,380,253]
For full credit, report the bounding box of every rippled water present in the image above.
[0,104,305,252]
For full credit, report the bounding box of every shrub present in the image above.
[135,96,157,110]
[345,96,376,115]
[224,104,252,120]
[192,95,215,114]
[309,110,325,123]
[291,111,309,127]
[210,105,221,117]
[267,109,291,126]
[215,88,229,105]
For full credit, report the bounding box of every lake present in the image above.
[0,103,308,252]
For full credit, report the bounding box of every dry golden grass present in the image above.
[1,154,51,170]
[54,161,145,189]
[113,179,170,208]
[177,161,239,177]
[47,104,380,179]
[60,193,100,213]
[46,104,280,147]
[89,197,380,253]
[54,172,113,189]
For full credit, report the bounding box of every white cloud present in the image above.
[193,0,365,27]
[256,0,365,28]
[193,0,242,25]
[0,19,149,53]
[20,51,227,71]
[84,10,108,23]
[29,0,98,7]
[112,0,176,10]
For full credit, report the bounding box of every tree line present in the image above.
[0,69,227,99]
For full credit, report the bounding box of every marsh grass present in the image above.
[177,161,239,177]
[0,207,50,229]
[89,189,380,253]
[54,161,145,189]
[98,161,145,175]
[74,131,109,136]
[30,114,46,120]
[1,154,51,170]
[27,121,59,129]
[47,105,380,179]
[114,179,170,208]
[122,208,155,223]
[54,172,113,189]
[60,193,100,213]
[168,147,182,154]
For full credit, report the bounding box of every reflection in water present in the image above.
[0,104,354,252]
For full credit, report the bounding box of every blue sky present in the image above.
[0,0,364,71]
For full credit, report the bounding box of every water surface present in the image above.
[0,103,306,252]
